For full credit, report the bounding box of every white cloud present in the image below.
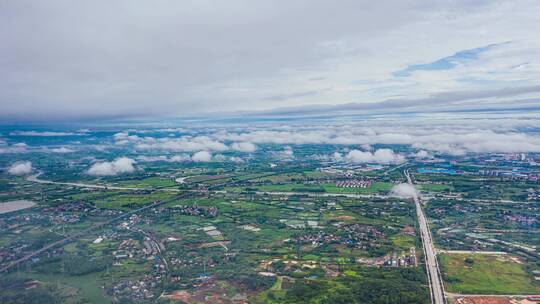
[7,161,33,175]
[217,130,331,145]
[87,157,136,176]
[191,151,212,162]
[332,151,344,161]
[390,183,418,198]
[213,154,226,161]
[113,132,141,145]
[170,155,192,162]
[345,149,405,164]
[345,150,373,163]
[413,150,431,159]
[229,156,244,163]
[412,143,466,156]
[51,147,76,153]
[274,146,294,159]
[230,141,257,152]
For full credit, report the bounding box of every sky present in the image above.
[1,0,540,122]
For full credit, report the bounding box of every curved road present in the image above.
[27,173,181,192]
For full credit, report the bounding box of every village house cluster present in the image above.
[476,169,540,181]
[168,204,218,217]
[335,179,373,188]
[356,247,417,268]
[42,201,122,217]
[527,188,540,201]
[295,224,385,250]
[504,214,537,227]
[108,275,160,301]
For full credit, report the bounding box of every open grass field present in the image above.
[390,234,416,250]
[440,253,540,294]
[27,272,109,304]
[115,177,177,188]
[251,183,324,192]
[228,181,394,194]
[417,183,454,192]
[93,191,176,208]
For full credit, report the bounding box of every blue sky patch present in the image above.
[393,41,510,77]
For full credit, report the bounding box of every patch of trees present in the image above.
[464,257,475,266]
[235,273,276,291]
[282,268,429,304]
[34,254,109,276]
[0,278,59,304]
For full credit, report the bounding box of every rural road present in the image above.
[26,173,388,199]
[254,190,388,199]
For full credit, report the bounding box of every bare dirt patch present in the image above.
[456,297,513,304]
[0,200,36,214]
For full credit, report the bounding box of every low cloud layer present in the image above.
[105,118,540,161]
[115,133,229,152]
[87,157,136,176]
[0,142,28,154]
[215,120,540,155]
[9,131,85,136]
[136,152,242,163]
[7,161,33,175]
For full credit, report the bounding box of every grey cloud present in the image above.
[9,131,85,136]
[3,0,532,122]
[0,1,409,121]
[264,91,319,102]
[258,85,540,117]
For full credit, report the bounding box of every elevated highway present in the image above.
[405,170,446,304]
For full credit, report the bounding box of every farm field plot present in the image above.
[440,253,540,295]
